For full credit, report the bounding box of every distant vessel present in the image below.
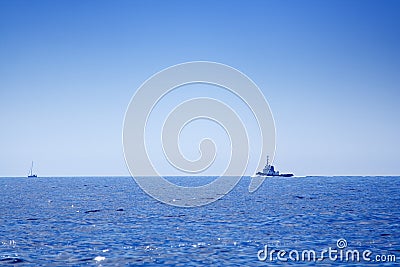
[256,156,293,177]
[28,161,37,178]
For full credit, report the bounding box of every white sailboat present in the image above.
[28,161,37,178]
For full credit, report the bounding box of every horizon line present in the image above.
[1,175,400,178]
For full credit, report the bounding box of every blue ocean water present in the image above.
[0,176,399,266]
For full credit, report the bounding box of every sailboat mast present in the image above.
[30,161,33,176]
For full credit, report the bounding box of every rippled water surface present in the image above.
[0,176,399,266]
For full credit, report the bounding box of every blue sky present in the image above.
[1,0,399,176]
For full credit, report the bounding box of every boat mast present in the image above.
[30,161,33,176]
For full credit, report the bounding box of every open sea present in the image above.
[0,176,399,266]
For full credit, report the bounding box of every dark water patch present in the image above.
[0,257,26,263]
[84,209,101,214]
[164,215,176,218]
[77,257,95,262]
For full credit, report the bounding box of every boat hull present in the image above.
[256,172,293,177]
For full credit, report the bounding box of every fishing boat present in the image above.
[28,161,37,178]
[256,156,293,177]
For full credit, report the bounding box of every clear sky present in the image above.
[1,0,399,177]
